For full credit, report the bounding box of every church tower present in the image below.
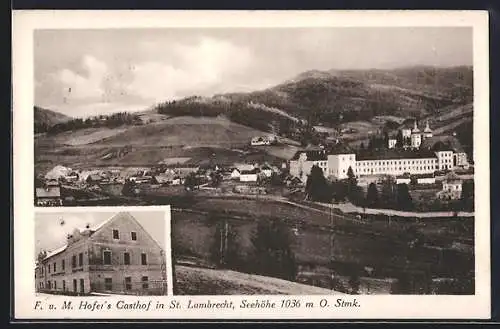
[423,120,433,139]
[411,120,422,149]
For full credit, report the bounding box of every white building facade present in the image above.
[290,147,463,182]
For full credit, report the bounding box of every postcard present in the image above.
[12,10,490,320]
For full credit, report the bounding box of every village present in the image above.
[35,121,474,216]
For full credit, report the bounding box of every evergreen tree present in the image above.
[460,180,474,211]
[346,166,362,204]
[184,173,198,191]
[380,177,396,208]
[121,179,136,196]
[365,182,380,208]
[396,183,413,211]
[331,180,348,202]
[305,165,331,202]
[395,130,404,148]
[250,219,297,281]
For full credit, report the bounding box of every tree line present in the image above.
[155,98,298,135]
[305,165,474,212]
[36,112,142,135]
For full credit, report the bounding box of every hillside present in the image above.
[155,66,473,132]
[34,116,285,174]
[34,106,71,133]
[35,66,474,173]
[174,265,342,295]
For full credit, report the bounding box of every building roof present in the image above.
[42,212,153,262]
[413,173,435,179]
[444,172,463,184]
[240,169,260,175]
[44,244,68,259]
[35,186,61,198]
[357,149,437,161]
[420,136,464,152]
[290,150,327,161]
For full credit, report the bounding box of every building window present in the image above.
[125,277,132,290]
[124,252,130,265]
[103,250,112,265]
[72,255,76,268]
[142,276,149,289]
[141,253,147,265]
[73,279,77,292]
[54,281,57,290]
[62,259,65,271]
[112,229,119,240]
[53,263,56,272]
[63,280,66,291]
[131,232,137,241]
[78,253,83,267]
[48,265,50,274]
[104,278,112,291]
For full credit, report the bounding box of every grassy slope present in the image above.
[34,106,71,126]
[174,265,340,295]
[34,116,283,174]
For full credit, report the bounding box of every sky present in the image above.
[34,210,167,255]
[34,27,473,118]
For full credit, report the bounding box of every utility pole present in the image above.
[224,220,229,265]
[219,220,224,266]
[330,202,335,291]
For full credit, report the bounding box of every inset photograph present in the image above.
[34,208,170,296]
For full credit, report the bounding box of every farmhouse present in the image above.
[413,173,436,185]
[438,172,463,200]
[230,168,241,180]
[35,212,167,295]
[260,164,274,178]
[35,186,63,206]
[45,165,72,180]
[250,136,271,146]
[239,169,259,182]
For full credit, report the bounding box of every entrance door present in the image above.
[73,279,77,292]
[80,279,85,294]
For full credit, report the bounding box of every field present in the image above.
[171,197,474,285]
[34,115,294,176]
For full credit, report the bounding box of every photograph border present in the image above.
[12,10,491,320]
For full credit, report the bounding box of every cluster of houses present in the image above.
[250,134,277,146]
[35,158,294,205]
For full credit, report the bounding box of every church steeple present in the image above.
[424,119,432,133]
[412,120,420,133]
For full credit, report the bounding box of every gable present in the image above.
[89,212,163,251]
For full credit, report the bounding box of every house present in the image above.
[86,174,103,184]
[230,168,241,180]
[65,172,80,182]
[239,169,259,182]
[35,212,167,295]
[153,174,173,185]
[414,173,436,185]
[234,163,257,172]
[130,176,152,184]
[171,177,182,186]
[260,165,273,178]
[395,175,411,185]
[438,172,463,200]
[45,165,72,181]
[250,136,270,146]
[35,186,63,206]
[388,138,397,149]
